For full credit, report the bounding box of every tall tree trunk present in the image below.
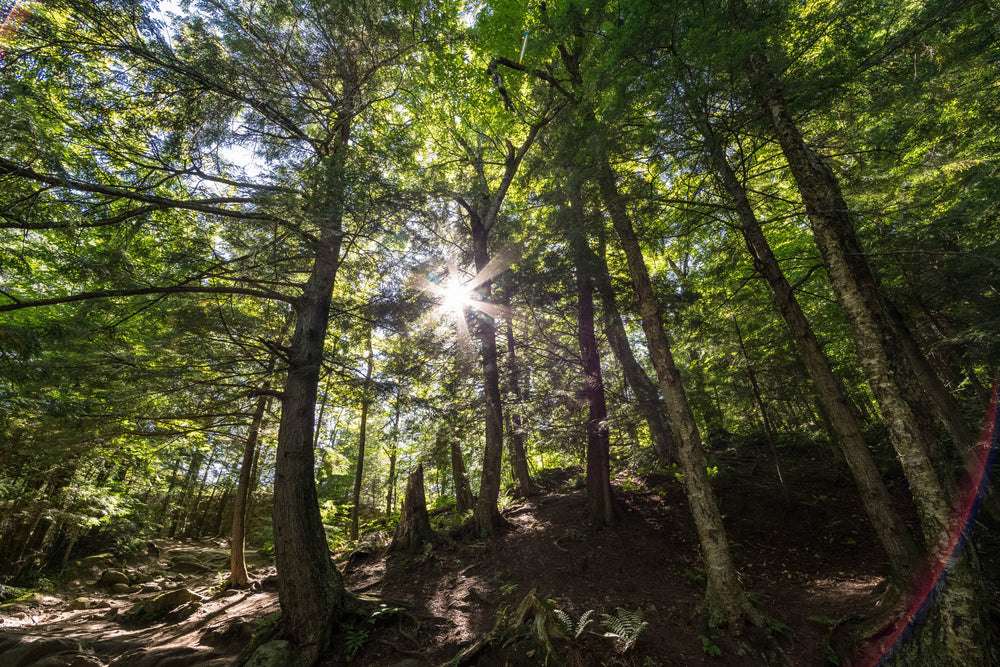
[158,457,181,535]
[737,32,985,661]
[568,178,619,525]
[272,143,350,661]
[468,214,508,537]
[385,392,402,515]
[183,450,216,539]
[501,274,535,497]
[732,315,790,502]
[454,123,541,538]
[450,436,476,513]
[577,257,619,525]
[350,332,375,541]
[215,487,232,538]
[688,348,728,445]
[744,47,950,543]
[693,103,916,578]
[230,385,274,588]
[194,482,221,538]
[885,299,976,454]
[593,131,758,630]
[592,244,678,464]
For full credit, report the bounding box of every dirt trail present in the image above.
[0,540,279,666]
[0,454,896,666]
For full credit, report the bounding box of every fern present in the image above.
[555,608,595,640]
[601,607,647,652]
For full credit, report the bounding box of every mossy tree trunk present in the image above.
[691,100,917,580]
[501,274,535,498]
[736,24,987,660]
[454,124,541,538]
[592,127,759,630]
[568,175,620,526]
[272,144,350,662]
[592,244,677,464]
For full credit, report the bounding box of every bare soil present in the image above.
[0,440,926,666]
[343,448,892,667]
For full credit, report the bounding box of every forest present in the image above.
[1,0,998,665]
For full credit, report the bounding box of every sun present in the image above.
[439,276,472,315]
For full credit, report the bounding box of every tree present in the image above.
[444,113,546,536]
[678,88,916,579]
[727,0,989,659]
[1,0,444,659]
[499,273,536,497]
[349,331,375,541]
[591,240,677,465]
[565,174,620,525]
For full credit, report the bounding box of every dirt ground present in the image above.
[1,440,953,666]
[343,450,893,666]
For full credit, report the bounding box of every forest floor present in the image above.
[2,437,963,666]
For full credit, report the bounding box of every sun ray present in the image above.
[465,246,521,292]
[412,246,518,351]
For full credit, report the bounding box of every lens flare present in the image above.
[856,380,999,666]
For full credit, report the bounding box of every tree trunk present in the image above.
[693,104,916,578]
[745,47,951,542]
[183,449,216,539]
[592,244,678,464]
[451,439,476,513]
[593,130,758,630]
[469,214,508,537]
[230,387,273,588]
[193,482,220,538]
[386,392,402,515]
[215,487,232,538]
[454,123,541,538]
[390,464,435,555]
[158,457,181,535]
[568,180,619,526]
[688,348,728,446]
[272,144,350,661]
[732,314,791,502]
[739,34,985,660]
[885,298,976,455]
[501,274,535,497]
[350,332,375,541]
[577,261,620,525]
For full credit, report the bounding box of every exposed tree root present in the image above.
[450,589,567,666]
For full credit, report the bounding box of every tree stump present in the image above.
[390,464,435,554]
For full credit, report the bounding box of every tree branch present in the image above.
[0,285,296,313]
[0,158,282,223]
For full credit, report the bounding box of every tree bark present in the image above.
[568,179,620,525]
[501,275,535,497]
[385,392,402,515]
[732,315,791,503]
[390,464,435,555]
[450,438,476,513]
[454,122,541,538]
[692,104,916,578]
[744,47,951,543]
[229,387,273,587]
[592,244,678,464]
[593,130,757,630]
[350,332,375,541]
[468,211,509,537]
[737,30,986,660]
[272,144,350,661]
